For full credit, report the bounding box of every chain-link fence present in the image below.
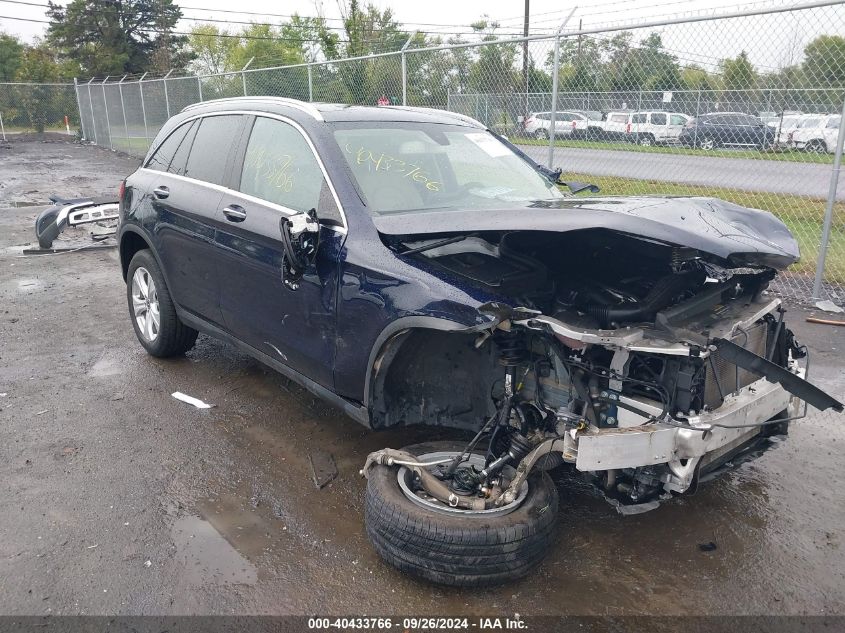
[9,0,840,303]
[0,82,78,136]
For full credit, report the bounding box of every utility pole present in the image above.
[522,0,529,120]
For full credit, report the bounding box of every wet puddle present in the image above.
[16,278,42,293]
[171,515,258,586]
[87,353,123,377]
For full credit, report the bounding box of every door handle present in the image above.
[223,204,247,222]
[153,185,169,199]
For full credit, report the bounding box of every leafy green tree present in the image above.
[0,32,24,82]
[720,51,757,91]
[802,35,845,84]
[187,25,239,76]
[16,43,77,132]
[46,0,191,75]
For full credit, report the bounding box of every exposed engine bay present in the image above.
[363,228,843,510]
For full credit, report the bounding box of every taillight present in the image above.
[571,120,577,129]
[119,180,125,199]
[626,122,631,133]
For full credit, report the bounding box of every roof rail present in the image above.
[383,105,485,129]
[181,96,324,121]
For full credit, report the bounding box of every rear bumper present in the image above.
[573,369,801,477]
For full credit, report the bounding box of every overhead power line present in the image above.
[0,0,519,33]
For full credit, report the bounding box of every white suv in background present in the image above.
[523,111,590,139]
[790,114,841,153]
[600,110,690,145]
[626,111,691,145]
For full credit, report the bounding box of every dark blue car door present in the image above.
[214,115,346,389]
[141,116,241,326]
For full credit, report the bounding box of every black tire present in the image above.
[126,249,198,357]
[364,441,559,587]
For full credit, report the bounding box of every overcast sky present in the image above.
[2,0,842,73]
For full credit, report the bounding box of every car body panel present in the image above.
[371,195,800,269]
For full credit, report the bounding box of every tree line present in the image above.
[1,0,844,128]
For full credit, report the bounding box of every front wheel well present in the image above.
[120,231,150,280]
[368,327,500,431]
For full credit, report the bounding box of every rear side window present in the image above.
[184,115,243,187]
[610,114,627,123]
[670,114,687,125]
[827,116,841,129]
[146,120,195,173]
[239,117,342,225]
[632,113,646,124]
[650,113,667,125]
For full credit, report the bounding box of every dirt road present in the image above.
[1,139,844,617]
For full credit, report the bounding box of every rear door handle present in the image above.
[223,204,247,222]
[153,185,169,199]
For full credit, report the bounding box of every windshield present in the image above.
[332,123,564,215]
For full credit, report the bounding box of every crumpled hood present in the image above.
[374,196,800,269]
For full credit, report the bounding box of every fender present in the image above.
[363,315,482,410]
[118,223,174,292]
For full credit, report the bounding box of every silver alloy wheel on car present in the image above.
[131,267,160,342]
[535,128,549,140]
[699,137,715,150]
[639,135,653,146]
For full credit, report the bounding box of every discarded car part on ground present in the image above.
[117,98,843,587]
[309,449,338,489]
[35,195,118,249]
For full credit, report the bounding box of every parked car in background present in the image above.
[678,112,776,150]
[625,111,690,145]
[771,113,806,147]
[600,110,634,140]
[790,113,841,153]
[522,110,590,139]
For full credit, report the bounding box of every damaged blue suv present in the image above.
[118,97,841,587]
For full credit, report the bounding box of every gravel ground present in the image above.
[1,139,844,617]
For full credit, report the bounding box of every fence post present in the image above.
[547,9,577,167]
[138,72,148,145]
[400,32,417,106]
[72,78,84,140]
[307,65,313,102]
[241,57,254,96]
[197,76,203,102]
[0,112,5,142]
[86,78,98,145]
[812,93,845,300]
[118,75,130,154]
[162,69,172,118]
[102,76,113,150]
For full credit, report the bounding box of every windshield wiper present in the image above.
[401,233,477,255]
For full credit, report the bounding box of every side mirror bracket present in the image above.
[280,208,320,290]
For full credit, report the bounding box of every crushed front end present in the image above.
[367,226,843,511]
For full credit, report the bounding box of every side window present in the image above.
[239,117,342,225]
[827,116,841,129]
[670,114,687,125]
[168,120,198,176]
[184,115,243,186]
[610,114,627,123]
[650,113,667,125]
[632,113,646,124]
[146,121,194,173]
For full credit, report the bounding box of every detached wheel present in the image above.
[126,249,198,357]
[364,441,559,587]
